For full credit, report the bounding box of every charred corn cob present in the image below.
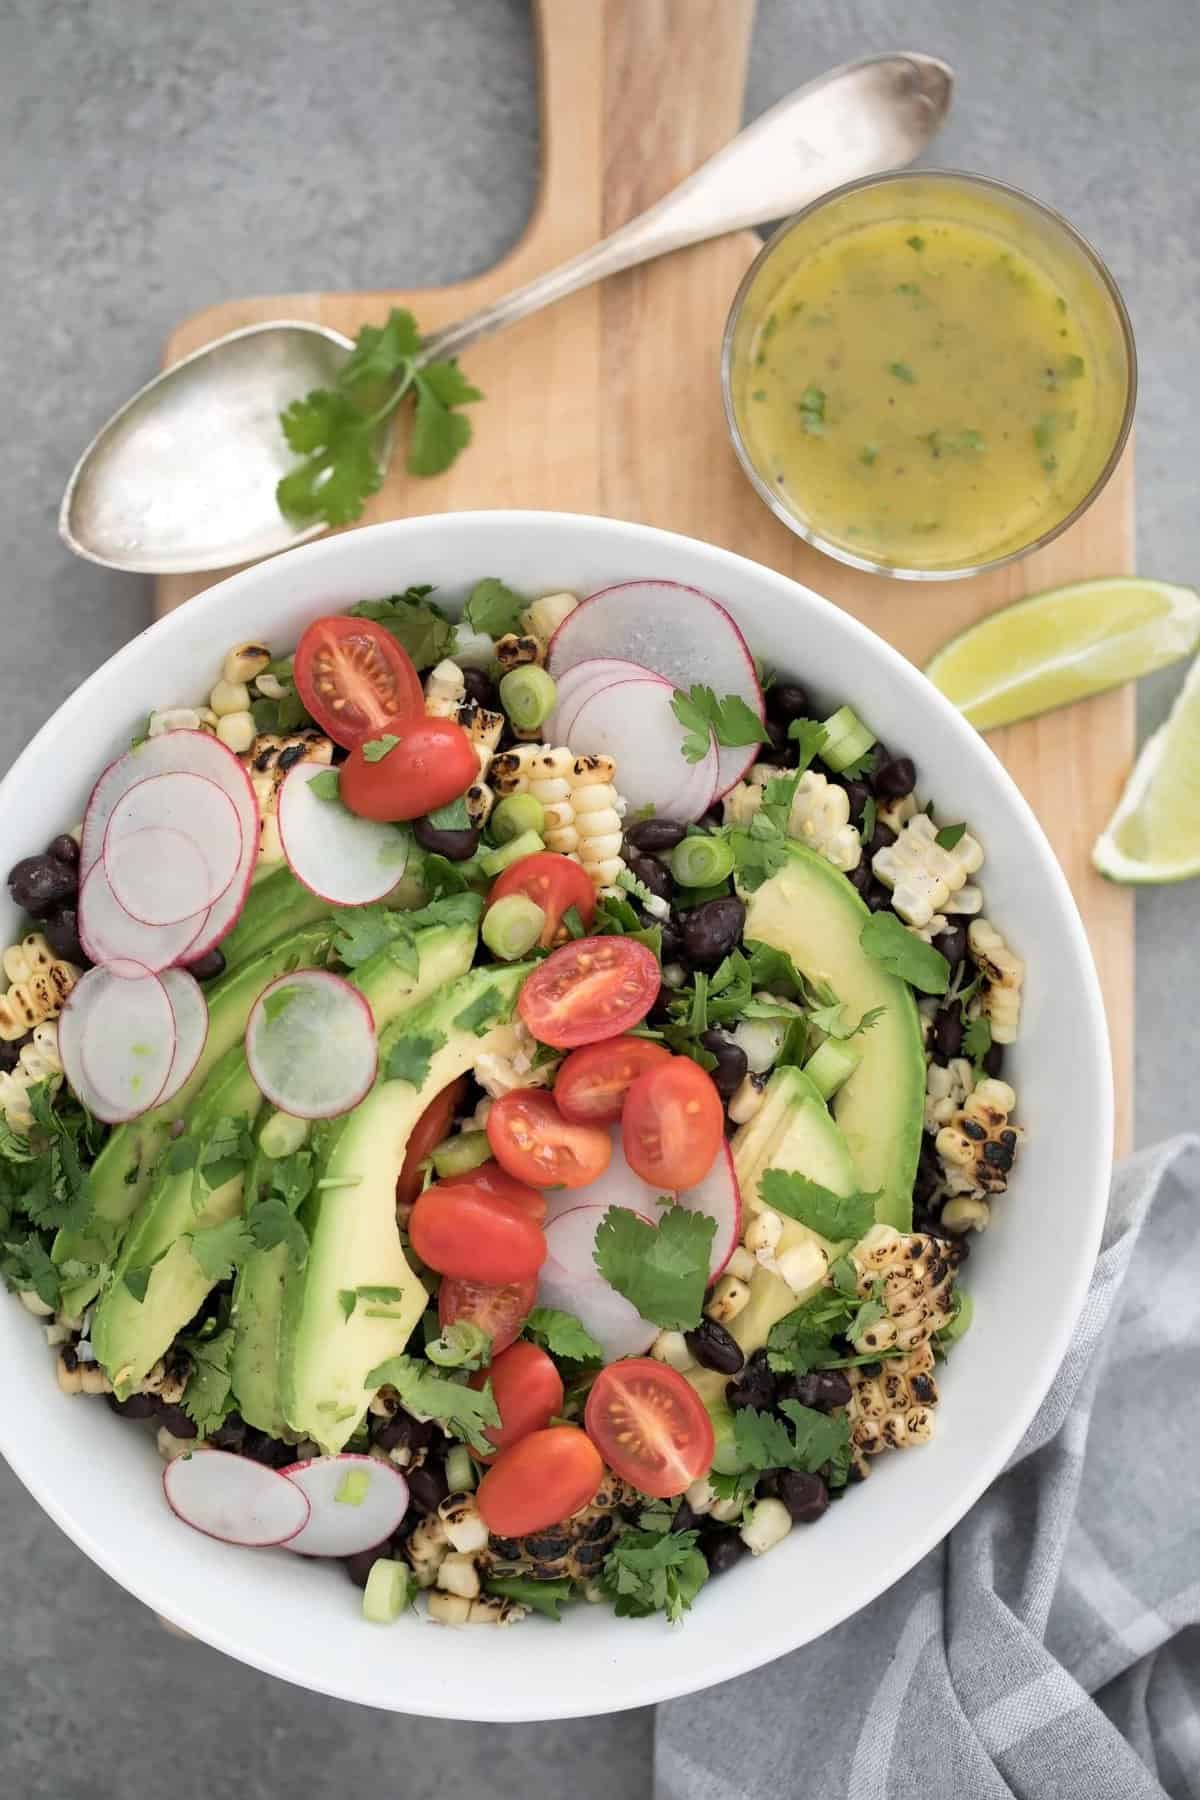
[405,1513,450,1588]
[0,936,79,1040]
[935,1076,1021,1199]
[967,918,1025,1044]
[427,1591,528,1626]
[423,659,466,717]
[495,633,542,672]
[490,744,626,887]
[0,1020,65,1132]
[845,1224,962,1478]
[720,767,861,871]
[924,1056,973,1132]
[221,641,272,686]
[871,813,984,929]
[239,729,333,866]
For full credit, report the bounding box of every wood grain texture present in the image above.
[154,0,1133,1148]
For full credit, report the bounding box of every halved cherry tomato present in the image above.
[476,1426,604,1536]
[517,937,660,1049]
[554,1035,673,1124]
[622,1056,724,1190]
[409,1180,546,1284]
[442,1159,547,1224]
[438,1274,537,1357]
[489,852,596,947]
[395,1077,468,1208]
[339,714,478,822]
[487,1089,611,1190]
[584,1358,714,1499]
[293,615,423,749]
[469,1340,563,1458]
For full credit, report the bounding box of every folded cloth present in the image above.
[655,1136,1200,1800]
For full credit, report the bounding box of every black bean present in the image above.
[932,923,967,967]
[208,1413,247,1451]
[406,1458,449,1516]
[413,816,481,862]
[186,946,226,982]
[766,681,810,727]
[701,1527,747,1576]
[46,834,80,868]
[867,821,897,859]
[865,881,893,913]
[105,1391,159,1421]
[777,1470,829,1524]
[681,897,745,966]
[755,718,787,763]
[371,1407,434,1455]
[983,1041,1006,1078]
[914,1136,943,1204]
[626,850,674,904]
[874,755,917,800]
[658,921,684,965]
[698,1028,747,1100]
[848,862,873,898]
[783,1369,852,1412]
[8,854,77,916]
[154,1403,198,1440]
[647,986,675,1028]
[685,1316,745,1376]
[931,1007,964,1063]
[0,1036,23,1074]
[343,1547,389,1589]
[672,1498,704,1535]
[41,907,85,965]
[726,1347,775,1413]
[756,1471,781,1500]
[625,817,687,855]
[239,1425,294,1467]
[842,778,872,827]
[461,669,498,711]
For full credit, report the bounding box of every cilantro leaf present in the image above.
[364,1353,500,1454]
[600,1528,708,1623]
[734,1399,851,1485]
[186,1217,253,1283]
[962,1012,993,1077]
[196,1115,256,1194]
[332,892,483,971]
[408,365,480,476]
[349,591,454,670]
[464,578,526,639]
[246,1197,309,1263]
[524,1306,605,1364]
[307,768,340,802]
[671,685,767,764]
[277,403,383,528]
[807,1000,885,1041]
[385,1031,446,1088]
[858,911,950,994]
[362,734,400,763]
[3,1234,62,1311]
[454,987,506,1036]
[765,1286,859,1375]
[759,1168,877,1243]
[178,1325,236,1437]
[485,1574,574,1621]
[593,1204,716,1330]
[787,717,829,772]
[935,821,967,851]
[339,309,422,389]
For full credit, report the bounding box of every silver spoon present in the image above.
[60,51,953,576]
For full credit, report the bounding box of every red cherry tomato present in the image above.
[408,1181,546,1284]
[489,852,597,947]
[487,1089,612,1190]
[293,615,423,749]
[517,937,661,1050]
[554,1035,674,1124]
[469,1340,564,1458]
[395,1077,468,1208]
[622,1056,724,1190]
[438,1274,537,1357]
[339,714,478,823]
[442,1159,547,1223]
[476,1427,604,1536]
[584,1358,714,1499]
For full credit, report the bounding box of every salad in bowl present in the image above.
[0,513,1108,1716]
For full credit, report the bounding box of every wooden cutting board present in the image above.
[155,0,1134,1149]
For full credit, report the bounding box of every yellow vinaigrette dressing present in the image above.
[736,213,1110,571]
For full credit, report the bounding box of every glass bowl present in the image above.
[721,170,1136,580]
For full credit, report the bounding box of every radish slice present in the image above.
[77,859,206,972]
[104,772,242,923]
[164,1449,311,1548]
[565,679,719,821]
[549,657,665,742]
[553,669,671,752]
[82,730,255,878]
[155,967,210,1108]
[548,580,764,796]
[277,762,411,907]
[245,969,377,1119]
[538,1202,659,1363]
[279,1455,410,1557]
[59,960,178,1123]
[543,1133,739,1280]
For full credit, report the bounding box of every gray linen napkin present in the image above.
[655,1135,1200,1800]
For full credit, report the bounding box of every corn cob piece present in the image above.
[923,1056,973,1132]
[427,1591,528,1626]
[967,918,1025,1043]
[0,1020,65,1131]
[935,1076,1021,1199]
[495,633,542,672]
[423,659,466,717]
[720,766,861,871]
[490,745,626,887]
[239,729,333,866]
[872,813,984,929]
[0,936,80,1040]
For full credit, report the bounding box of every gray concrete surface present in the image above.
[1,1,1197,1792]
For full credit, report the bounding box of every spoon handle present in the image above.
[422,52,951,365]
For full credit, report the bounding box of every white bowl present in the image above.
[0,512,1111,1720]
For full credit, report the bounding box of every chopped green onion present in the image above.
[490,792,545,845]
[363,1559,412,1624]
[803,1038,861,1100]
[335,1469,370,1507]
[479,829,545,879]
[431,1130,491,1179]
[482,893,546,959]
[499,665,557,733]
[670,834,735,888]
[819,705,876,774]
[445,1444,477,1492]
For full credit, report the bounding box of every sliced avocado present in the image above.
[218,864,334,970]
[91,1042,264,1394]
[743,843,924,1229]
[53,914,336,1313]
[727,1065,857,1356]
[280,961,532,1453]
[230,918,479,1438]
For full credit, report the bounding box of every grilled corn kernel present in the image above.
[936,1076,1020,1198]
[727,1072,768,1125]
[786,770,863,872]
[437,1492,489,1555]
[967,918,1025,1044]
[776,1241,829,1296]
[149,706,206,736]
[744,1209,783,1257]
[424,659,467,717]
[222,644,271,686]
[427,1592,527,1627]
[435,1552,482,1600]
[521,590,578,645]
[706,1275,751,1325]
[684,1477,717,1516]
[254,671,286,699]
[872,814,985,930]
[210,678,251,716]
[216,712,256,754]
[0,936,79,1039]
[725,1245,757,1284]
[941,1195,991,1233]
[651,1330,695,1373]
[406,1514,450,1588]
[740,1498,793,1556]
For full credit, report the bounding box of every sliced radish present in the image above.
[554,669,671,752]
[543,1133,739,1280]
[538,1202,659,1363]
[58,960,178,1123]
[164,1449,311,1548]
[549,657,666,741]
[245,969,377,1119]
[277,762,411,907]
[77,859,206,972]
[565,679,719,821]
[279,1455,410,1557]
[155,967,210,1108]
[548,580,764,795]
[82,730,255,878]
[104,771,242,923]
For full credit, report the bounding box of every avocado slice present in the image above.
[53,913,336,1314]
[743,844,924,1229]
[218,864,334,970]
[280,961,532,1452]
[230,918,479,1438]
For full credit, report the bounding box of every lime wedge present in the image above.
[925,578,1200,731]
[1093,654,1200,883]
